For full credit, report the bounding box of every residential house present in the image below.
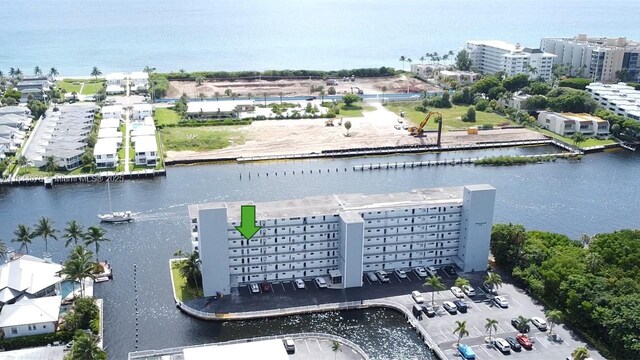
[132,104,152,120]
[436,70,481,86]
[100,117,121,129]
[93,139,119,169]
[0,254,63,305]
[105,73,126,95]
[0,295,61,339]
[101,105,123,119]
[0,106,32,117]
[132,135,157,166]
[537,112,609,137]
[129,72,149,92]
[186,101,255,118]
[410,64,448,81]
[500,93,532,110]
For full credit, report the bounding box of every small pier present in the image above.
[0,169,166,188]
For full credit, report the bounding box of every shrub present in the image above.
[0,331,73,351]
[327,87,336,95]
[462,106,476,122]
[558,78,592,90]
[414,105,427,112]
[480,124,494,130]
[475,99,489,111]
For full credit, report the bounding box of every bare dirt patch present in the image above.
[167,76,438,98]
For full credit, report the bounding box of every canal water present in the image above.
[1,146,639,359]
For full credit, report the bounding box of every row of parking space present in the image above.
[442,332,570,360]
[244,277,329,295]
[430,318,549,345]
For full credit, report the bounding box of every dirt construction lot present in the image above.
[167,75,438,98]
[165,103,547,162]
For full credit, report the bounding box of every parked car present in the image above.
[458,344,476,360]
[461,285,475,297]
[426,266,438,277]
[516,334,533,350]
[422,306,436,317]
[531,317,548,331]
[402,123,408,130]
[493,338,511,353]
[484,282,498,295]
[375,270,390,283]
[414,267,428,277]
[450,286,464,298]
[366,272,378,282]
[250,283,260,293]
[166,100,175,106]
[394,124,401,130]
[261,281,272,293]
[505,336,522,352]
[394,269,407,279]
[412,304,423,318]
[314,277,327,288]
[442,301,458,314]
[511,318,531,333]
[294,279,306,289]
[443,265,457,276]
[493,296,509,308]
[411,290,425,304]
[306,96,316,101]
[453,300,468,313]
[283,338,295,354]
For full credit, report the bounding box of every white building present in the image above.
[186,101,255,118]
[129,72,149,92]
[0,295,61,339]
[132,104,153,120]
[105,72,126,95]
[0,254,62,305]
[538,112,609,137]
[101,105,123,119]
[99,117,121,129]
[586,82,640,120]
[93,139,119,169]
[132,135,158,166]
[97,127,122,145]
[436,70,481,85]
[500,93,531,111]
[541,34,640,82]
[466,40,556,81]
[189,185,496,296]
[410,64,448,81]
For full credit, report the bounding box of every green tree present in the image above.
[344,120,352,136]
[484,272,503,294]
[64,220,85,248]
[454,277,470,288]
[27,99,48,119]
[490,223,527,270]
[62,246,95,298]
[195,76,205,86]
[610,123,620,135]
[143,66,156,75]
[381,86,388,100]
[12,224,34,254]
[17,155,28,167]
[44,155,57,174]
[331,340,342,360]
[453,320,469,346]
[328,87,336,95]
[571,346,589,360]
[485,318,499,342]
[423,275,445,307]
[515,315,531,333]
[70,331,107,360]
[49,67,59,79]
[503,74,530,92]
[455,50,473,71]
[471,76,501,95]
[90,67,102,82]
[524,95,548,111]
[34,216,58,254]
[399,56,406,71]
[224,88,232,97]
[34,66,42,76]
[342,93,360,107]
[571,132,586,146]
[546,309,563,335]
[558,78,592,90]
[84,226,110,262]
[0,240,8,261]
[463,106,476,122]
[527,81,551,95]
[176,251,202,293]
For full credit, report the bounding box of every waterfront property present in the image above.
[541,34,640,82]
[537,112,610,138]
[132,135,158,166]
[105,72,126,95]
[93,139,119,169]
[16,77,53,103]
[466,40,556,81]
[435,70,480,86]
[129,71,149,93]
[189,185,496,296]
[586,82,640,120]
[101,105,124,119]
[0,295,61,339]
[186,100,255,119]
[132,104,153,120]
[0,254,63,305]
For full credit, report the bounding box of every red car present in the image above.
[260,281,272,293]
[516,334,533,350]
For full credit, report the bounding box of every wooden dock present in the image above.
[0,168,166,187]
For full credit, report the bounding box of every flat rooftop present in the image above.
[189,185,494,222]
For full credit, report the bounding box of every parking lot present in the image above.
[288,337,365,360]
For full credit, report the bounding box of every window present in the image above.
[11,327,17,335]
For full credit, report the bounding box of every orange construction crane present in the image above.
[407,111,442,137]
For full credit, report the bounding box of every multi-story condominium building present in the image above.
[586,82,640,120]
[188,185,496,296]
[541,34,640,82]
[537,112,609,138]
[466,40,556,81]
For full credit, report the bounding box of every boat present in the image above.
[98,181,133,223]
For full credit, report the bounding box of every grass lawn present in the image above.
[81,80,105,95]
[171,263,201,302]
[384,102,514,131]
[155,108,182,126]
[338,102,376,118]
[56,78,105,95]
[18,165,94,177]
[537,128,617,148]
[161,126,246,151]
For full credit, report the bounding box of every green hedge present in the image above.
[474,155,581,166]
[558,78,592,90]
[0,331,73,350]
[159,67,397,81]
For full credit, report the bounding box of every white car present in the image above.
[450,286,464,298]
[426,266,438,277]
[250,283,260,293]
[314,277,327,288]
[493,296,509,308]
[394,269,407,279]
[394,124,401,130]
[414,267,428,277]
[531,317,548,331]
[411,290,424,304]
[402,124,408,130]
[294,279,306,289]
[462,285,475,296]
[493,338,511,353]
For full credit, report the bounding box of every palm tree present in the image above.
[515,315,531,333]
[546,309,563,335]
[331,340,342,359]
[485,318,499,342]
[442,54,449,64]
[453,320,469,347]
[484,272,503,295]
[454,276,470,288]
[62,246,95,297]
[176,251,202,293]
[14,68,22,77]
[319,90,326,103]
[12,224,34,254]
[0,240,8,261]
[70,331,106,359]
[8,67,16,79]
[571,132,586,147]
[90,67,102,82]
[263,92,268,106]
[448,50,455,63]
[34,66,42,76]
[49,67,59,80]
[406,58,413,70]
[44,155,57,174]
[432,52,440,63]
[419,56,425,64]
[571,346,590,360]
[381,86,388,101]
[64,220,85,248]
[143,66,156,75]
[0,70,4,81]
[84,226,110,262]
[423,275,445,307]
[34,216,58,255]
[17,155,28,167]
[399,56,406,71]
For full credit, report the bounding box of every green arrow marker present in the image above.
[235,205,262,240]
